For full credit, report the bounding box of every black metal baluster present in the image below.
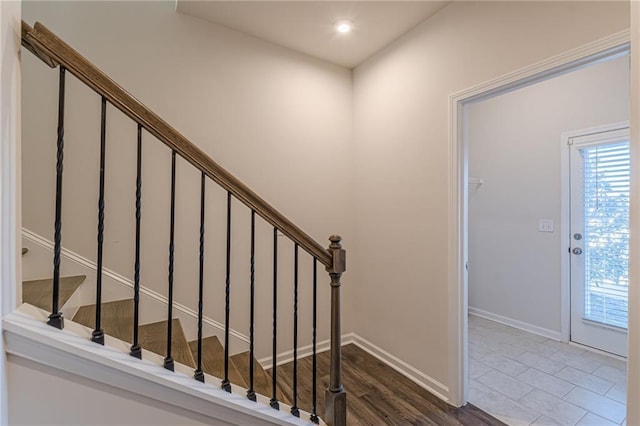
[92,96,108,345]
[247,210,257,402]
[221,191,232,392]
[48,66,66,330]
[291,244,300,417]
[130,124,142,359]
[310,258,319,424]
[270,227,279,410]
[194,172,206,382]
[164,150,176,372]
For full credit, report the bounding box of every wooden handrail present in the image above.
[23,20,346,424]
[21,20,333,268]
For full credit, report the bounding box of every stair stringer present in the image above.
[3,304,317,425]
[22,228,250,355]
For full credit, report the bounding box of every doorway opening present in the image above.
[448,29,631,425]
[465,57,629,424]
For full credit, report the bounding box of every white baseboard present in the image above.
[258,338,332,370]
[259,332,451,404]
[469,306,562,341]
[349,334,450,402]
[21,228,250,354]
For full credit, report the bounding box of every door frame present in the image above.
[447,31,630,407]
[561,121,630,350]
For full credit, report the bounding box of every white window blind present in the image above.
[581,141,629,329]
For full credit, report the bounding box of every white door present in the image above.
[569,126,630,357]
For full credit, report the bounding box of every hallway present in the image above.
[469,316,627,425]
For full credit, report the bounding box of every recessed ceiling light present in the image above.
[334,20,353,34]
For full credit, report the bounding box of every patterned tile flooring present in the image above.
[468,315,627,426]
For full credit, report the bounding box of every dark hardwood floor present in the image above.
[273,344,505,425]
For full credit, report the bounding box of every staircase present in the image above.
[19,19,347,425]
[74,298,291,404]
[22,272,291,405]
[20,257,308,418]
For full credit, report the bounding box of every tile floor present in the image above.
[469,315,627,426]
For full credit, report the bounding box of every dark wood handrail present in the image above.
[21,20,333,268]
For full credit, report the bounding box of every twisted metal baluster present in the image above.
[291,244,300,417]
[48,66,67,330]
[222,192,232,392]
[130,124,143,359]
[270,227,279,410]
[310,258,319,423]
[164,150,176,372]
[92,96,107,345]
[247,210,257,401]
[194,172,206,382]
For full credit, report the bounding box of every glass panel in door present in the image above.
[569,128,629,357]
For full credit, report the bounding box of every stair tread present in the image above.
[22,275,86,312]
[73,299,134,342]
[231,351,290,404]
[188,336,247,388]
[74,301,195,369]
[139,319,196,369]
[26,275,288,404]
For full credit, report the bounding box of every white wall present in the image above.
[467,56,629,336]
[22,1,354,359]
[0,0,21,424]
[7,355,232,425]
[21,0,635,407]
[352,1,629,400]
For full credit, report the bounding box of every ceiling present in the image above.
[176,1,450,68]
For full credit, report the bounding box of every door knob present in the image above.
[573,233,582,240]
[572,247,583,255]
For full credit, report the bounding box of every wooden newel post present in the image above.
[326,235,346,426]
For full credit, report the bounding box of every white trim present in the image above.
[560,130,571,343]
[21,228,250,347]
[565,123,630,149]
[259,337,332,370]
[568,339,627,363]
[350,334,450,402]
[3,304,312,425]
[0,0,22,317]
[1,2,22,424]
[260,332,451,403]
[448,30,631,407]
[560,122,630,347]
[451,31,630,104]
[628,5,640,423]
[468,308,562,342]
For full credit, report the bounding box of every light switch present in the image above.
[539,219,554,233]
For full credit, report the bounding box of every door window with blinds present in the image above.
[581,141,629,328]
[569,124,629,356]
